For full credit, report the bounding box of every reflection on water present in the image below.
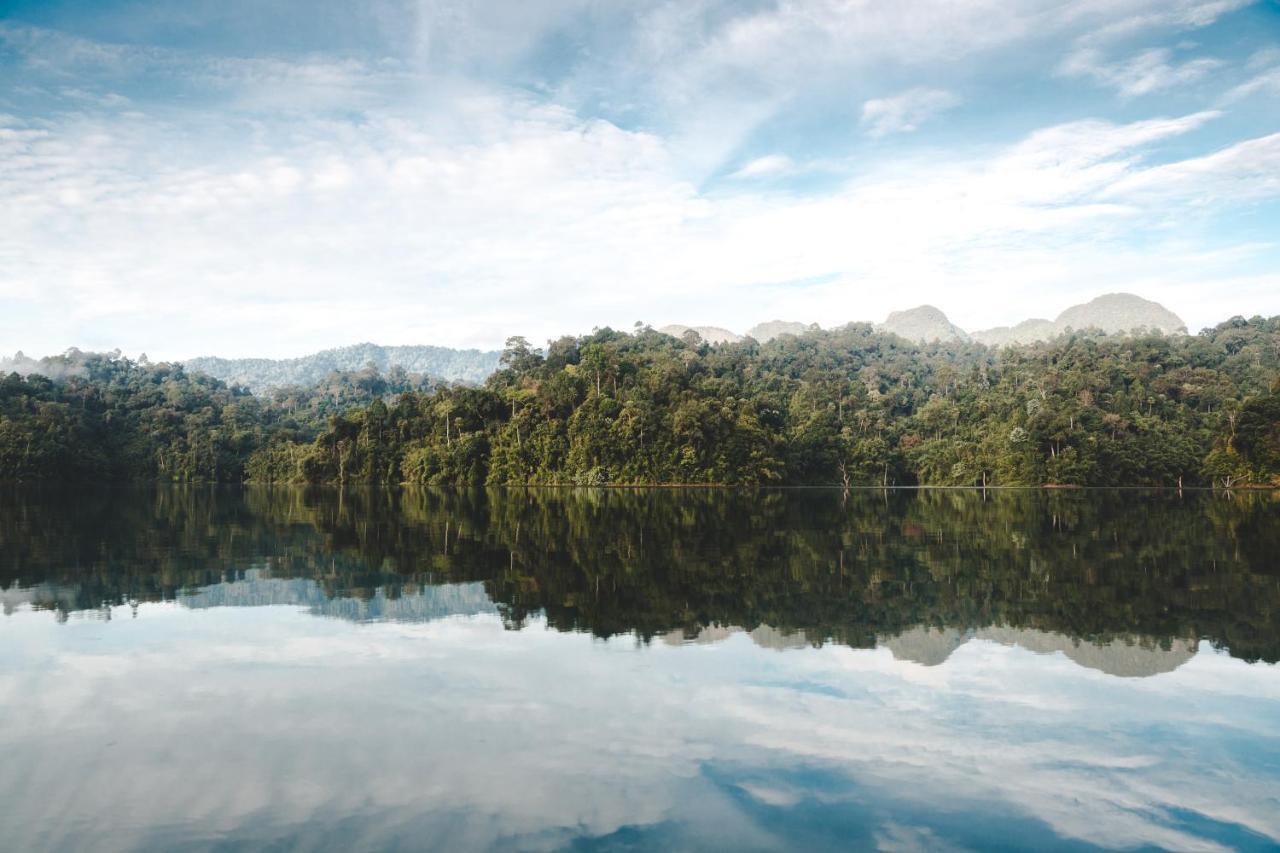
[4,485,1278,663]
[1,486,1278,851]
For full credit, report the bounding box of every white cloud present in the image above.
[1002,110,1219,177]
[1247,45,1280,70]
[1224,67,1280,103]
[58,87,132,107]
[1060,47,1222,96]
[4,607,1278,852]
[1222,45,1280,104]
[729,154,795,179]
[0,1,1276,358]
[540,0,1249,177]
[861,88,960,137]
[0,23,417,115]
[1063,0,1251,45]
[2,99,1277,358]
[1101,132,1280,201]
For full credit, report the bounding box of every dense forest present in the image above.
[2,316,1278,486]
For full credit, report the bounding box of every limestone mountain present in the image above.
[656,324,744,344]
[881,626,1196,677]
[969,318,1058,347]
[745,320,815,342]
[878,305,970,343]
[1054,293,1187,336]
[661,624,813,652]
[972,293,1187,346]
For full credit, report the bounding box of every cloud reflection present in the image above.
[1,602,1277,852]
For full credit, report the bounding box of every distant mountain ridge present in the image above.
[745,320,816,342]
[658,293,1186,348]
[9,294,1185,394]
[657,322,816,344]
[656,324,744,344]
[881,626,1197,677]
[971,293,1187,346]
[185,343,501,393]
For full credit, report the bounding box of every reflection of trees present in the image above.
[2,486,1277,663]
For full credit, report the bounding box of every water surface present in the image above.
[2,487,1278,851]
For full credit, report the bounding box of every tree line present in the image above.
[1,316,1278,486]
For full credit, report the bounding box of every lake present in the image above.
[2,486,1278,851]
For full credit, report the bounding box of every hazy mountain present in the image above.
[973,293,1187,346]
[969,318,1058,347]
[745,320,815,342]
[878,305,971,343]
[661,623,811,651]
[654,293,1183,349]
[179,571,496,624]
[185,343,501,393]
[661,622,1196,675]
[1054,293,1187,336]
[879,627,969,666]
[12,293,1188,395]
[657,324,744,344]
[881,626,1197,677]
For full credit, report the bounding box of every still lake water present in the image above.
[2,486,1278,852]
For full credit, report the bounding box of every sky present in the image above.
[1,0,1279,360]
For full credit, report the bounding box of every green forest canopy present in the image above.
[2,316,1278,486]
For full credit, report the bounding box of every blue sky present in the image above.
[2,0,1279,358]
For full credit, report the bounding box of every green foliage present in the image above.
[3,315,1278,486]
[0,351,272,482]
[1232,389,1280,485]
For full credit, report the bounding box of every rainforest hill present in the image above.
[1,316,1278,487]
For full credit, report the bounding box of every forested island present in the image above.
[2,316,1278,487]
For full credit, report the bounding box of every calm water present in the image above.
[2,487,1278,852]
